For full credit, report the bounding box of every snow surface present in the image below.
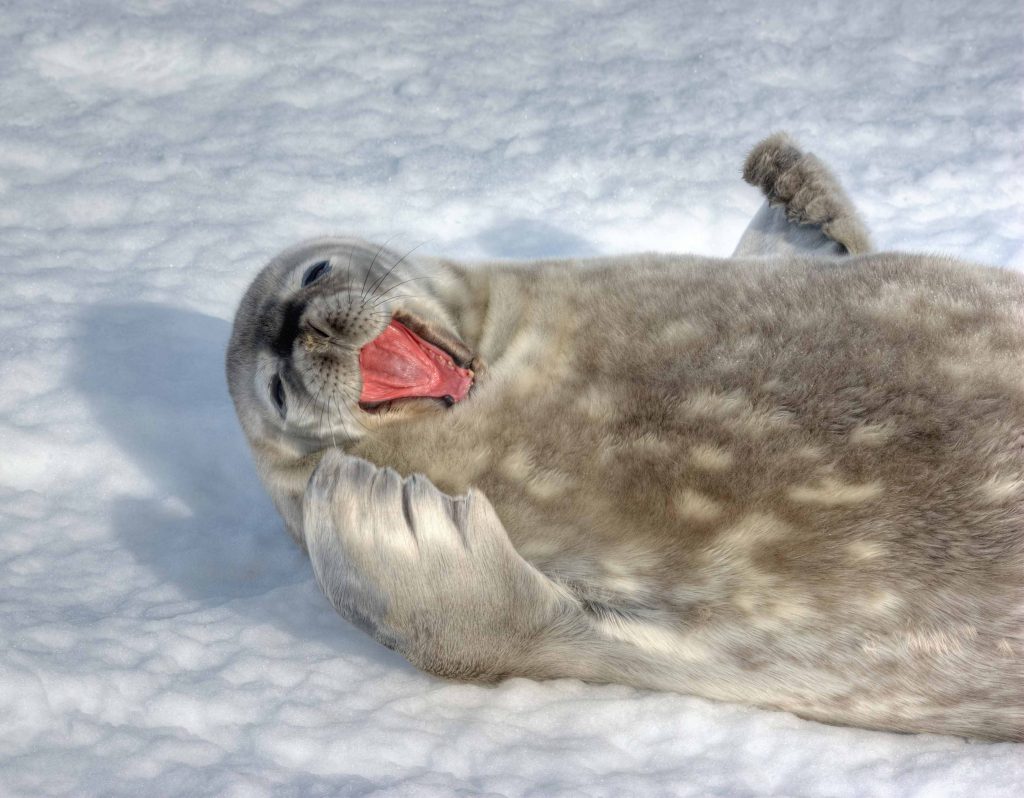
[2,0,1022,795]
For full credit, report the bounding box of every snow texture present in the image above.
[1,0,1022,795]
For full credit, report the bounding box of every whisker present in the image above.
[369,292,431,311]
[363,242,427,307]
[368,275,433,307]
[333,391,354,443]
[337,382,375,435]
[328,394,339,448]
[302,382,325,433]
[317,381,331,443]
[360,235,400,301]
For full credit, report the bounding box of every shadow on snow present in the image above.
[71,301,408,666]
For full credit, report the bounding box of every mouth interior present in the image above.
[358,319,473,406]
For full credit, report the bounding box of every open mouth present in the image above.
[357,317,474,413]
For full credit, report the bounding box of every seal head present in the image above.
[226,236,477,541]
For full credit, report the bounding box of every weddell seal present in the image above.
[227,134,1023,740]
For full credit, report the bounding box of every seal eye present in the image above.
[270,374,287,417]
[302,260,331,287]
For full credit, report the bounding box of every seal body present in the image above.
[354,253,1024,738]
[227,136,1023,740]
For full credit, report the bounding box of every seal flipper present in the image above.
[302,451,751,694]
[732,132,872,257]
[303,450,577,681]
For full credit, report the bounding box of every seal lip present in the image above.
[390,308,476,370]
[358,396,455,415]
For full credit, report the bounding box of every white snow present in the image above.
[1,0,1022,795]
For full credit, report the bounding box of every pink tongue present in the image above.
[359,320,473,404]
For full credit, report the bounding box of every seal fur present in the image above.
[227,135,1023,740]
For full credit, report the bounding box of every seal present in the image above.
[227,134,1023,740]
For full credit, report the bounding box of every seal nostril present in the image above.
[307,321,330,339]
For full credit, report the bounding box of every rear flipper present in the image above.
[732,133,872,257]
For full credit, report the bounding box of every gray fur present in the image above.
[227,135,1023,740]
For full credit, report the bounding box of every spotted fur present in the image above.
[227,136,1023,740]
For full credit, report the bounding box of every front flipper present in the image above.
[303,450,575,680]
[732,132,872,258]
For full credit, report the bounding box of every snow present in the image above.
[1,0,1022,794]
